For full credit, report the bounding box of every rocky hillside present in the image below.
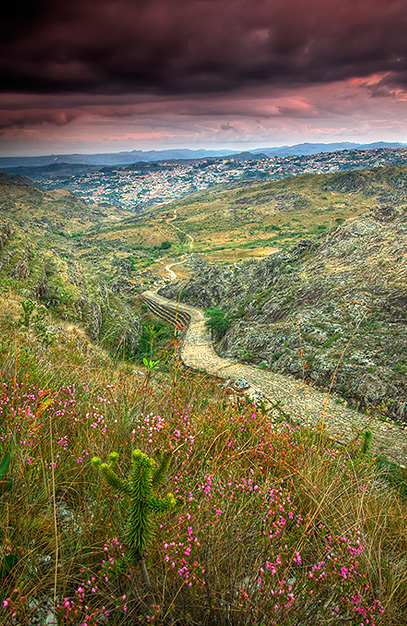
[0,175,143,357]
[160,204,407,422]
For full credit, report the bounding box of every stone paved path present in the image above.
[142,290,407,466]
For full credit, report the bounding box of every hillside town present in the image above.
[33,146,407,210]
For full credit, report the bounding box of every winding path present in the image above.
[166,210,194,251]
[164,259,186,280]
[141,289,407,466]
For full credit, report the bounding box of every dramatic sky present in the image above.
[1,0,407,155]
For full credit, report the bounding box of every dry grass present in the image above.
[0,291,406,625]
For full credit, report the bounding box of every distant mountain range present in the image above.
[0,142,406,169]
[0,148,233,169]
[251,141,407,158]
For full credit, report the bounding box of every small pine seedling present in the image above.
[92,449,182,563]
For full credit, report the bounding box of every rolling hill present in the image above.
[91,165,407,265]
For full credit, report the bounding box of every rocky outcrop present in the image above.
[160,207,407,422]
[0,221,14,271]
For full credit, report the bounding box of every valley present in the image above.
[1,162,407,419]
[0,159,406,625]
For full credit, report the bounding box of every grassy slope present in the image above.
[0,177,152,359]
[92,165,407,264]
[0,174,166,292]
[0,173,130,234]
[0,289,406,625]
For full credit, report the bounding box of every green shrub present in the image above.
[204,307,230,339]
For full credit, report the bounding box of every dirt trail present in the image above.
[141,289,407,466]
[166,210,194,251]
[164,257,187,280]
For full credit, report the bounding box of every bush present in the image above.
[204,307,230,339]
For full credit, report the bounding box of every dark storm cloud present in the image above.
[366,70,407,97]
[1,0,407,99]
[0,108,79,130]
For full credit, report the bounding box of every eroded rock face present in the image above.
[370,204,397,223]
[161,208,407,422]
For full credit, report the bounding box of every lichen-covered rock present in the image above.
[0,221,13,252]
[0,250,13,271]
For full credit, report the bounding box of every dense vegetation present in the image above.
[204,307,231,339]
